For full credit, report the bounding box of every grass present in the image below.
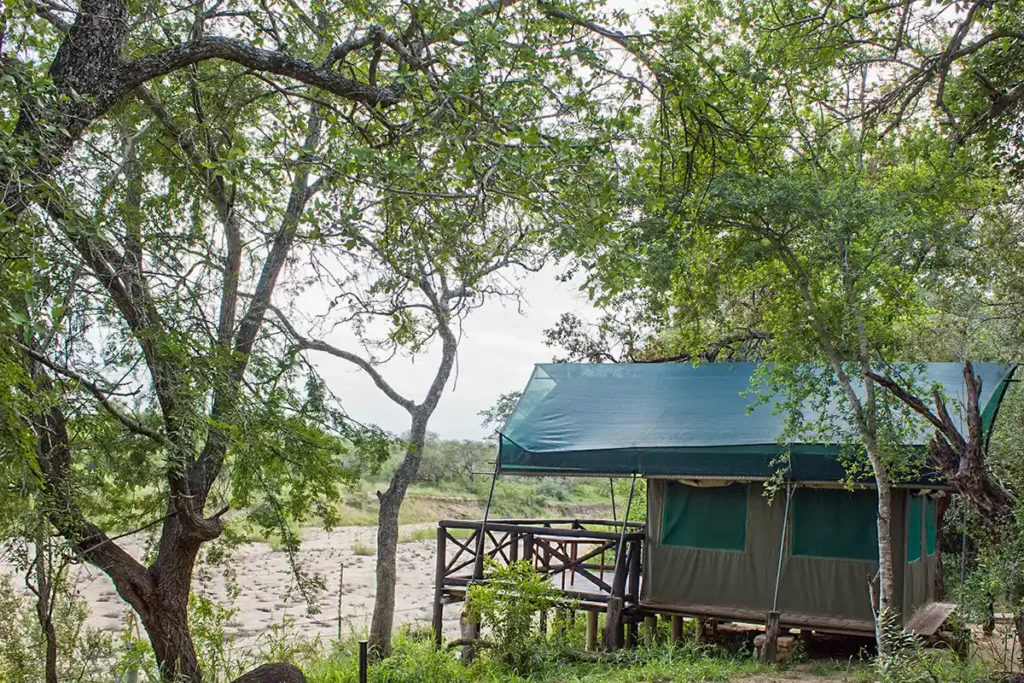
[398,527,474,544]
[350,540,376,556]
[305,632,767,683]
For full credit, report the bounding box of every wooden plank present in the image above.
[905,602,957,636]
[639,599,875,637]
[439,520,643,542]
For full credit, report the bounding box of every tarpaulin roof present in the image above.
[498,362,1018,481]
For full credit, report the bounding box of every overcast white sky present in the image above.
[309,265,597,440]
[305,1,655,440]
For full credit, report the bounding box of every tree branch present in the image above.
[18,345,170,446]
[122,37,402,107]
[266,302,416,413]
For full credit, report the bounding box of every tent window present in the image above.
[662,482,747,551]
[925,497,937,556]
[792,488,878,561]
[907,495,923,563]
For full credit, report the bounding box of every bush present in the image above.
[0,573,115,683]
[874,608,993,683]
[466,560,562,673]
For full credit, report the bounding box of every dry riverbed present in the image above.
[2,522,457,645]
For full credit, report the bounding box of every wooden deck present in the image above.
[432,518,645,648]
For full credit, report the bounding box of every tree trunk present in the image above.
[867,448,896,658]
[934,493,950,600]
[368,414,428,656]
[32,538,59,683]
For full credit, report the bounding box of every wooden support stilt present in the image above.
[604,597,624,650]
[586,609,599,651]
[432,529,446,647]
[671,615,683,642]
[460,610,479,661]
[760,610,781,664]
[643,615,657,646]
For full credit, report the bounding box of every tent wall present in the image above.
[903,494,939,617]
[645,480,913,627]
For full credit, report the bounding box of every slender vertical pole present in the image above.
[606,473,637,650]
[432,528,447,647]
[358,640,368,683]
[960,498,967,590]
[610,477,617,520]
[615,474,637,569]
[473,464,500,581]
[772,483,793,612]
[337,563,345,642]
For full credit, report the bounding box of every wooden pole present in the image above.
[644,615,657,647]
[432,529,447,647]
[606,474,637,650]
[586,609,599,651]
[464,465,499,662]
[671,615,683,642]
[604,597,624,650]
[760,611,781,664]
[337,563,345,642]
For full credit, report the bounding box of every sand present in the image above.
[1,522,458,646]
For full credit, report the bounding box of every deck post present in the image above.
[586,609,599,650]
[671,615,683,642]
[432,527,447,647]
[643,615,658,646]
[604,596,624,649]
[760,610,781,663]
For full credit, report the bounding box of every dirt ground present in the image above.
[1,522,457,645]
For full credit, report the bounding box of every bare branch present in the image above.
[265,301,417,413]
[18,344,170,446]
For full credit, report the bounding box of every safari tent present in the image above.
[495,362,1018,636]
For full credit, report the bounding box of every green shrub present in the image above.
[466,559,561,673]
[0,573,115,683]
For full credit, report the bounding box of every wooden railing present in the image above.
[432,518,645,648]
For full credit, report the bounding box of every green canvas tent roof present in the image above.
[498,362,1018,481]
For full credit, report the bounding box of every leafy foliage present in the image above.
[466,560,562,673]
[0,573,115,683]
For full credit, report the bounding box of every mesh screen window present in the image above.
[907,495,923,563]
[925,497,937,556]
[662,482,748,551]
[792,488,878,561]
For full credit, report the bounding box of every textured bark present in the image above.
[31,540,58,683]
[230,663,306,683]
[2,0,397,226]
[369,416,427,656]
[867,362,1016,528]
